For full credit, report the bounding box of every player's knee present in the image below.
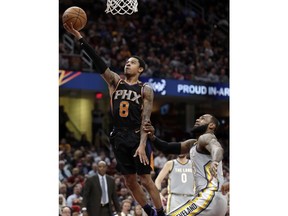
[124,176,138,189]
[139,176,152,188]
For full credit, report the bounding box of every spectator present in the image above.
[67,167,85,192]
[120,199,132,216]
[207,67,220,83]
[133,204,147,216]
[59,194,67,215]
[87,162,98,177]
[59,1,229,82]
[118,187,130,203]
[219,68,229,83]
[66,184,83,208]
[59,183,68,200]
[115,176,125,195]
[61,206,72,216]
[59,160,72,182]
[94,150,111,166]
[153,152,167,175]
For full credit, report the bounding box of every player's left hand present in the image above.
[134,145,149,165]
[63,22,82,39]
[210,161,219,178]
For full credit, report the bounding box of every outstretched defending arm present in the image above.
[150,136,181,155]
[143,122,196,154]
[151,136,196,155]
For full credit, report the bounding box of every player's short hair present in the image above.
[131,55,147,72]
[210,115,220,131]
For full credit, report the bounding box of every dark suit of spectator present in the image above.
[81,161,121,216]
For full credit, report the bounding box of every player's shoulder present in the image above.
[142,83,154,98]
[142,82,153,90]
[181,139,197,146]
[197,133,217,147]
[199,132,217,140]
[164,159,174,170]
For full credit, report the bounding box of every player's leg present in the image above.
[110,131,157,216]
[139,174,166,216]
[123,174,157,216]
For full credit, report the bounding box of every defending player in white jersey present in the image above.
[144,114,228,216]
[155,154,194,213]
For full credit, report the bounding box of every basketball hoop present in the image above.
[105,0,138,15]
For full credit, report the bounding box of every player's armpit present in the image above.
[181,139,197,154]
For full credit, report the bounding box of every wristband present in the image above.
[79,38,108,74]
[152,137,181,154]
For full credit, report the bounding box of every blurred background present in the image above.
[59,0,229,215]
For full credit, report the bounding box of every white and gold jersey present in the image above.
[190,145,224,194]
[167,145,227,216]
[166,159,194,213]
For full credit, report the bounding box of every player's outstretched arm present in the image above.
[143,122,196,154]
[63,22,120,90]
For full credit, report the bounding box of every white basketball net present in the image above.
[105,0,138,15]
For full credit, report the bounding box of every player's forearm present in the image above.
[78,38,108,74]
[139,131,148,147]
[140,113,151,146]
[155,178,162,191]
[211,146,224,162]
[151,136,181,154]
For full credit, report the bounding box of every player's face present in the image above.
[191,114,212,133]
[124,57,142,76]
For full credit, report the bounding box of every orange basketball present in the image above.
[62,6,87,31]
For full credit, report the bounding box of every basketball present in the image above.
[62,6,87,31]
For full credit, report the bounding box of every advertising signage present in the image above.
[142,78,229,99]
[59,70,229,99]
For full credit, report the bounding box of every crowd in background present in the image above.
[59,0,229,215]
[59,0,229,83]
[59,122,229,215]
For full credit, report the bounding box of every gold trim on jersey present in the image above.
[204,161,219,190]
[167,188,216,216]
[166,192,172,213]
[166,174,172,212]
[168,161,218,216]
